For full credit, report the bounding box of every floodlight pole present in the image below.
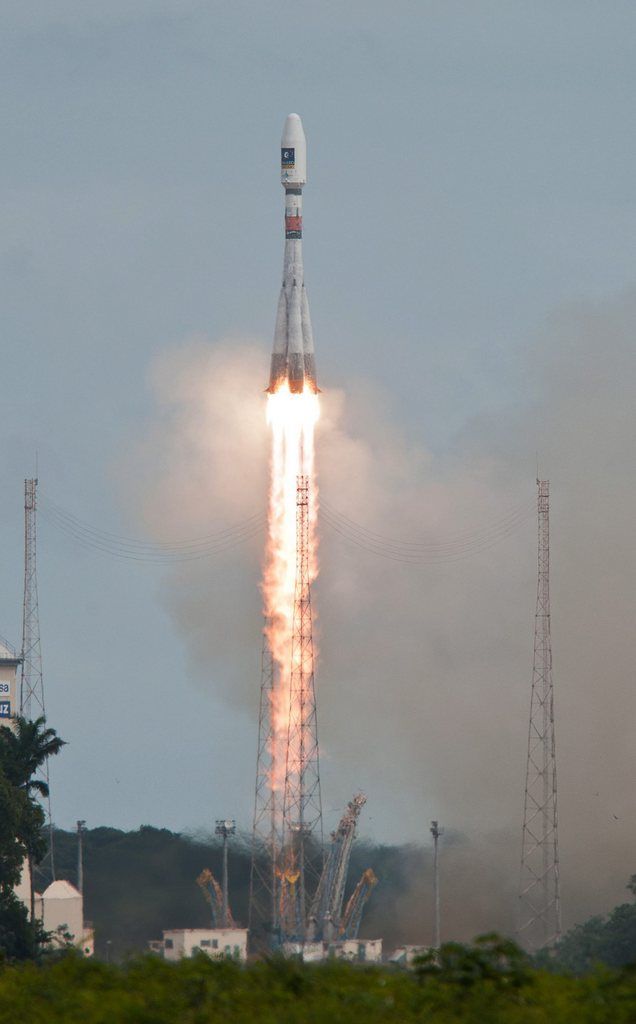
[76,820,86,896]
[215,819,236,928]
[430,820,443,948]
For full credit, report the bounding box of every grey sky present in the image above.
[1,2,635,928]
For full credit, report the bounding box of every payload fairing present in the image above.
[267,114,318,394]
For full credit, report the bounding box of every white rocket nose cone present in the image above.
[281,112,307,186]
[282,113,304,145]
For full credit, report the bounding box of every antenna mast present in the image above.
[19,478,55,879]
[518,479,561,949]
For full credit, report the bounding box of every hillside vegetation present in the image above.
[44,827,636,970]
[44,826,428,959]
[1,942,636,1024]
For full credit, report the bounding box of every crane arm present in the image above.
[196,868,237,929]
[339,868,378,940]
[310,793,366,931]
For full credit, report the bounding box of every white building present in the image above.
[162,928,248,962]
[282,941,325,962]
[14,860,32,908]
[328,939,383,963]
[38,880,94,956]
[0,634,93,957]
[389,944,429,967]
[0,636,21,728]
[281,939,383,963]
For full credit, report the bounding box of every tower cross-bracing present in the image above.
[19,477,55,879]
[248,630,281,942]
[20,479,45,719]
[280,474,323,941]
[518,478,561,949]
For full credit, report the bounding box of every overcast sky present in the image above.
[1,1,635,925]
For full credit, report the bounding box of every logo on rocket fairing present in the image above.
[281,148,295,167]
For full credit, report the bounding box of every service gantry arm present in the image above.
[196,868,236,929]
[309,793,367,939]
[339,868,378,940]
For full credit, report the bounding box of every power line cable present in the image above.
[40,493,265,552]
[40,491,534,566]
[39,507,264,563]
[320,495,535,553]
[319,504,534,565]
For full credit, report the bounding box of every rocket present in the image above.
[267,113,319,394]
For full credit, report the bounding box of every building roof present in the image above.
[0,635,21,664]
[163,928,247,936]
[42,880,81,900]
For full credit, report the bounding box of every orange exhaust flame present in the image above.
[263,384,319,802]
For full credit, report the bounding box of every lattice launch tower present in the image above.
[19,477,55,878]
[518,479,561,949]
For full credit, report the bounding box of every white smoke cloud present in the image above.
[126,288,636,933]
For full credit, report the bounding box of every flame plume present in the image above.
[263,384,319,803]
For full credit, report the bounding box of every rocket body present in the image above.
[268,114,318,394]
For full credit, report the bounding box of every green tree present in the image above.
[549,877,636,973]
[0,764,36,958]
[0,717,65,943]
[0,769,26,888]
[0,716,66,795]
[414,932,532,990]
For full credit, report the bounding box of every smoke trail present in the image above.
[123,288,636,936]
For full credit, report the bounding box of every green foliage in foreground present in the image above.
[0,940,636,1024]
[0,717,66,960]
[545,876,636,975]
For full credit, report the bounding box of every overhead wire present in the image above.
[39,494,266,563]
[38,513,265,563]
[39,494,265,552]
[39,491,534,566]
[319,495,535,553]
[319,503,534,565]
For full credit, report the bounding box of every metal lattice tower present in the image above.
[518,479,561,950]
[249,628,281,942]
[19,478,55,879]
[280,474,323,941]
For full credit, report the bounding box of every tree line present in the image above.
[0,716,64,959]
[0,936,636,1022]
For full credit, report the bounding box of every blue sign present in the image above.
[281,147,295,167]
[0,701,10,718]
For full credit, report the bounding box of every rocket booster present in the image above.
[267,113,318,394]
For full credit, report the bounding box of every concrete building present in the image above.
[0,636,21,727]
[14,860,31,908]
[328,939,383,963]
[162,928,248,962]
[388,944,429,968]
[282,941,325,963]
[38,880,94,956]
[281,939,382,964]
